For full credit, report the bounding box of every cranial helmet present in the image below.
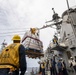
[12,35,21,41]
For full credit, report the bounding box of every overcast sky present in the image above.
[0,0,76,67]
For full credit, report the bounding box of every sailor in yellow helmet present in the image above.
[0,34,27,75]
[41,61,46,75]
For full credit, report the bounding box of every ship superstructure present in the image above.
[44,7,76,75]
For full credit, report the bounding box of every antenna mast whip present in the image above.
[66,0,70,9]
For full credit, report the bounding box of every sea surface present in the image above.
[25,67,39,75]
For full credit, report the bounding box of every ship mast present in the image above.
[0,40,7,51]
[66,0,76,39]
[66,0,70,9]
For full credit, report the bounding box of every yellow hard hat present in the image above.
[12,35,21,41]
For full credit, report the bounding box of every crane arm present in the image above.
[38,21,62,30]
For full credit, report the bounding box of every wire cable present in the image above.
[0,27,29,30]
[7,0,23,26]
[0,33,25,37]
[0,30,26,34]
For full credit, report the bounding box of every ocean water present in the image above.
[25,67,39,75]
[25,57,40,75]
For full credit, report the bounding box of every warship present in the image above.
[43,5,76,75]
[0,0,76,75]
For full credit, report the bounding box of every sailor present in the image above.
[70,57,76,72]
[0,34,27,75]
[41,61,46,75]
